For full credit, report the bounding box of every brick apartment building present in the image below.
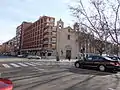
[1,36,17,55]
[21,16,56,56]
[16,22,32,54]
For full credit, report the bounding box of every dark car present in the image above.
[75,55,120,72]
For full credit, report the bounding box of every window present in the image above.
[92,56,98,61]
[97,56,105,61]
[48,53,51,56]
[47,18,49,22]
[38,26,39,30]
[38,20,40,24]
[68,29,70,32]
[52,32,56,35]
[92,56,105,61]
[41,19,43,23]
[68,35,70,40]
[87,56,93,60]
[52,38,56,41]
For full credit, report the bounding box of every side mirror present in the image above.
[0,78,13,90]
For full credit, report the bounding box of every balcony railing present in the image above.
[43,41,49,44]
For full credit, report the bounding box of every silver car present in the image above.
[27,55,41,59]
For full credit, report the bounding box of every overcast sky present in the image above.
[0,0,78,44]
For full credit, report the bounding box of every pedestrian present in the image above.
[56,52,60,61]
[68,55,71,61]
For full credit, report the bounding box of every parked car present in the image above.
[27,55,41,59]
[75,55,120,72]
[17,55,24,58]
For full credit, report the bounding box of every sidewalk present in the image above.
[0,58,30,62]
[37,59,77,62]
[0,57,77,62]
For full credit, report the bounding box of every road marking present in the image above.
[34,67,44,71]
[108,88,115,90]
[25,62,36,66]
[10,63,21,67]
[31,62,42,65]
[18,63,28,67]
[2,64,11,68]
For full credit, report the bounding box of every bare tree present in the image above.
[106,0,120,56]
[69,0,120,55]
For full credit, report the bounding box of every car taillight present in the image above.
[110,62,120,66]
[110,62,116,66]
[115,62,120,66]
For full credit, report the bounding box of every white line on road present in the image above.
[2,64,11,68]
[34,67,44,71]
[10,63,21,67]
[18,63,28,67]
[25,62,36,66]
[108,88,115,90]
[31,62,42,65]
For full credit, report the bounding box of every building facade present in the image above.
[56,19,79,59]
[2,36,17,55]
[16,22,32,54]
[15,16,120,58]
[2,16,120,57]
[21,16,56,57]
[20,17,98,59]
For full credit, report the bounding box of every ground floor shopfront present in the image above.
[21,47,78,59]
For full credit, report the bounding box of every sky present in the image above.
[0,0,77,44]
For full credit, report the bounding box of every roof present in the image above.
[64,26,73,30]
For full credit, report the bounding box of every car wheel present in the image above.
[98,65,106,72]
[75,62,80,68]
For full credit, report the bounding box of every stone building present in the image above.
[56,19,79,59]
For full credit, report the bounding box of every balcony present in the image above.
[51,40,56,43]
[44,34,49,38]
[43,41,49,44]
[52,35,56,38]
[43,31,49,35]
[44,29,48,33]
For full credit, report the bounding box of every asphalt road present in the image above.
[0,58,120,90]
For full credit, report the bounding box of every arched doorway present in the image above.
[65,45,72,59]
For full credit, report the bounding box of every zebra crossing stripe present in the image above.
[25,62,36,66]
[18,63,28,67]
[10,63,21,67]
[2,64,11,68]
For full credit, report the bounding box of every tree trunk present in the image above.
[116,44,119,56]
[99,51,103,56]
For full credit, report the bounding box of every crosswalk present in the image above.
[0,62,42,69]
[0,62,73,69]
[2,64,11,68]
